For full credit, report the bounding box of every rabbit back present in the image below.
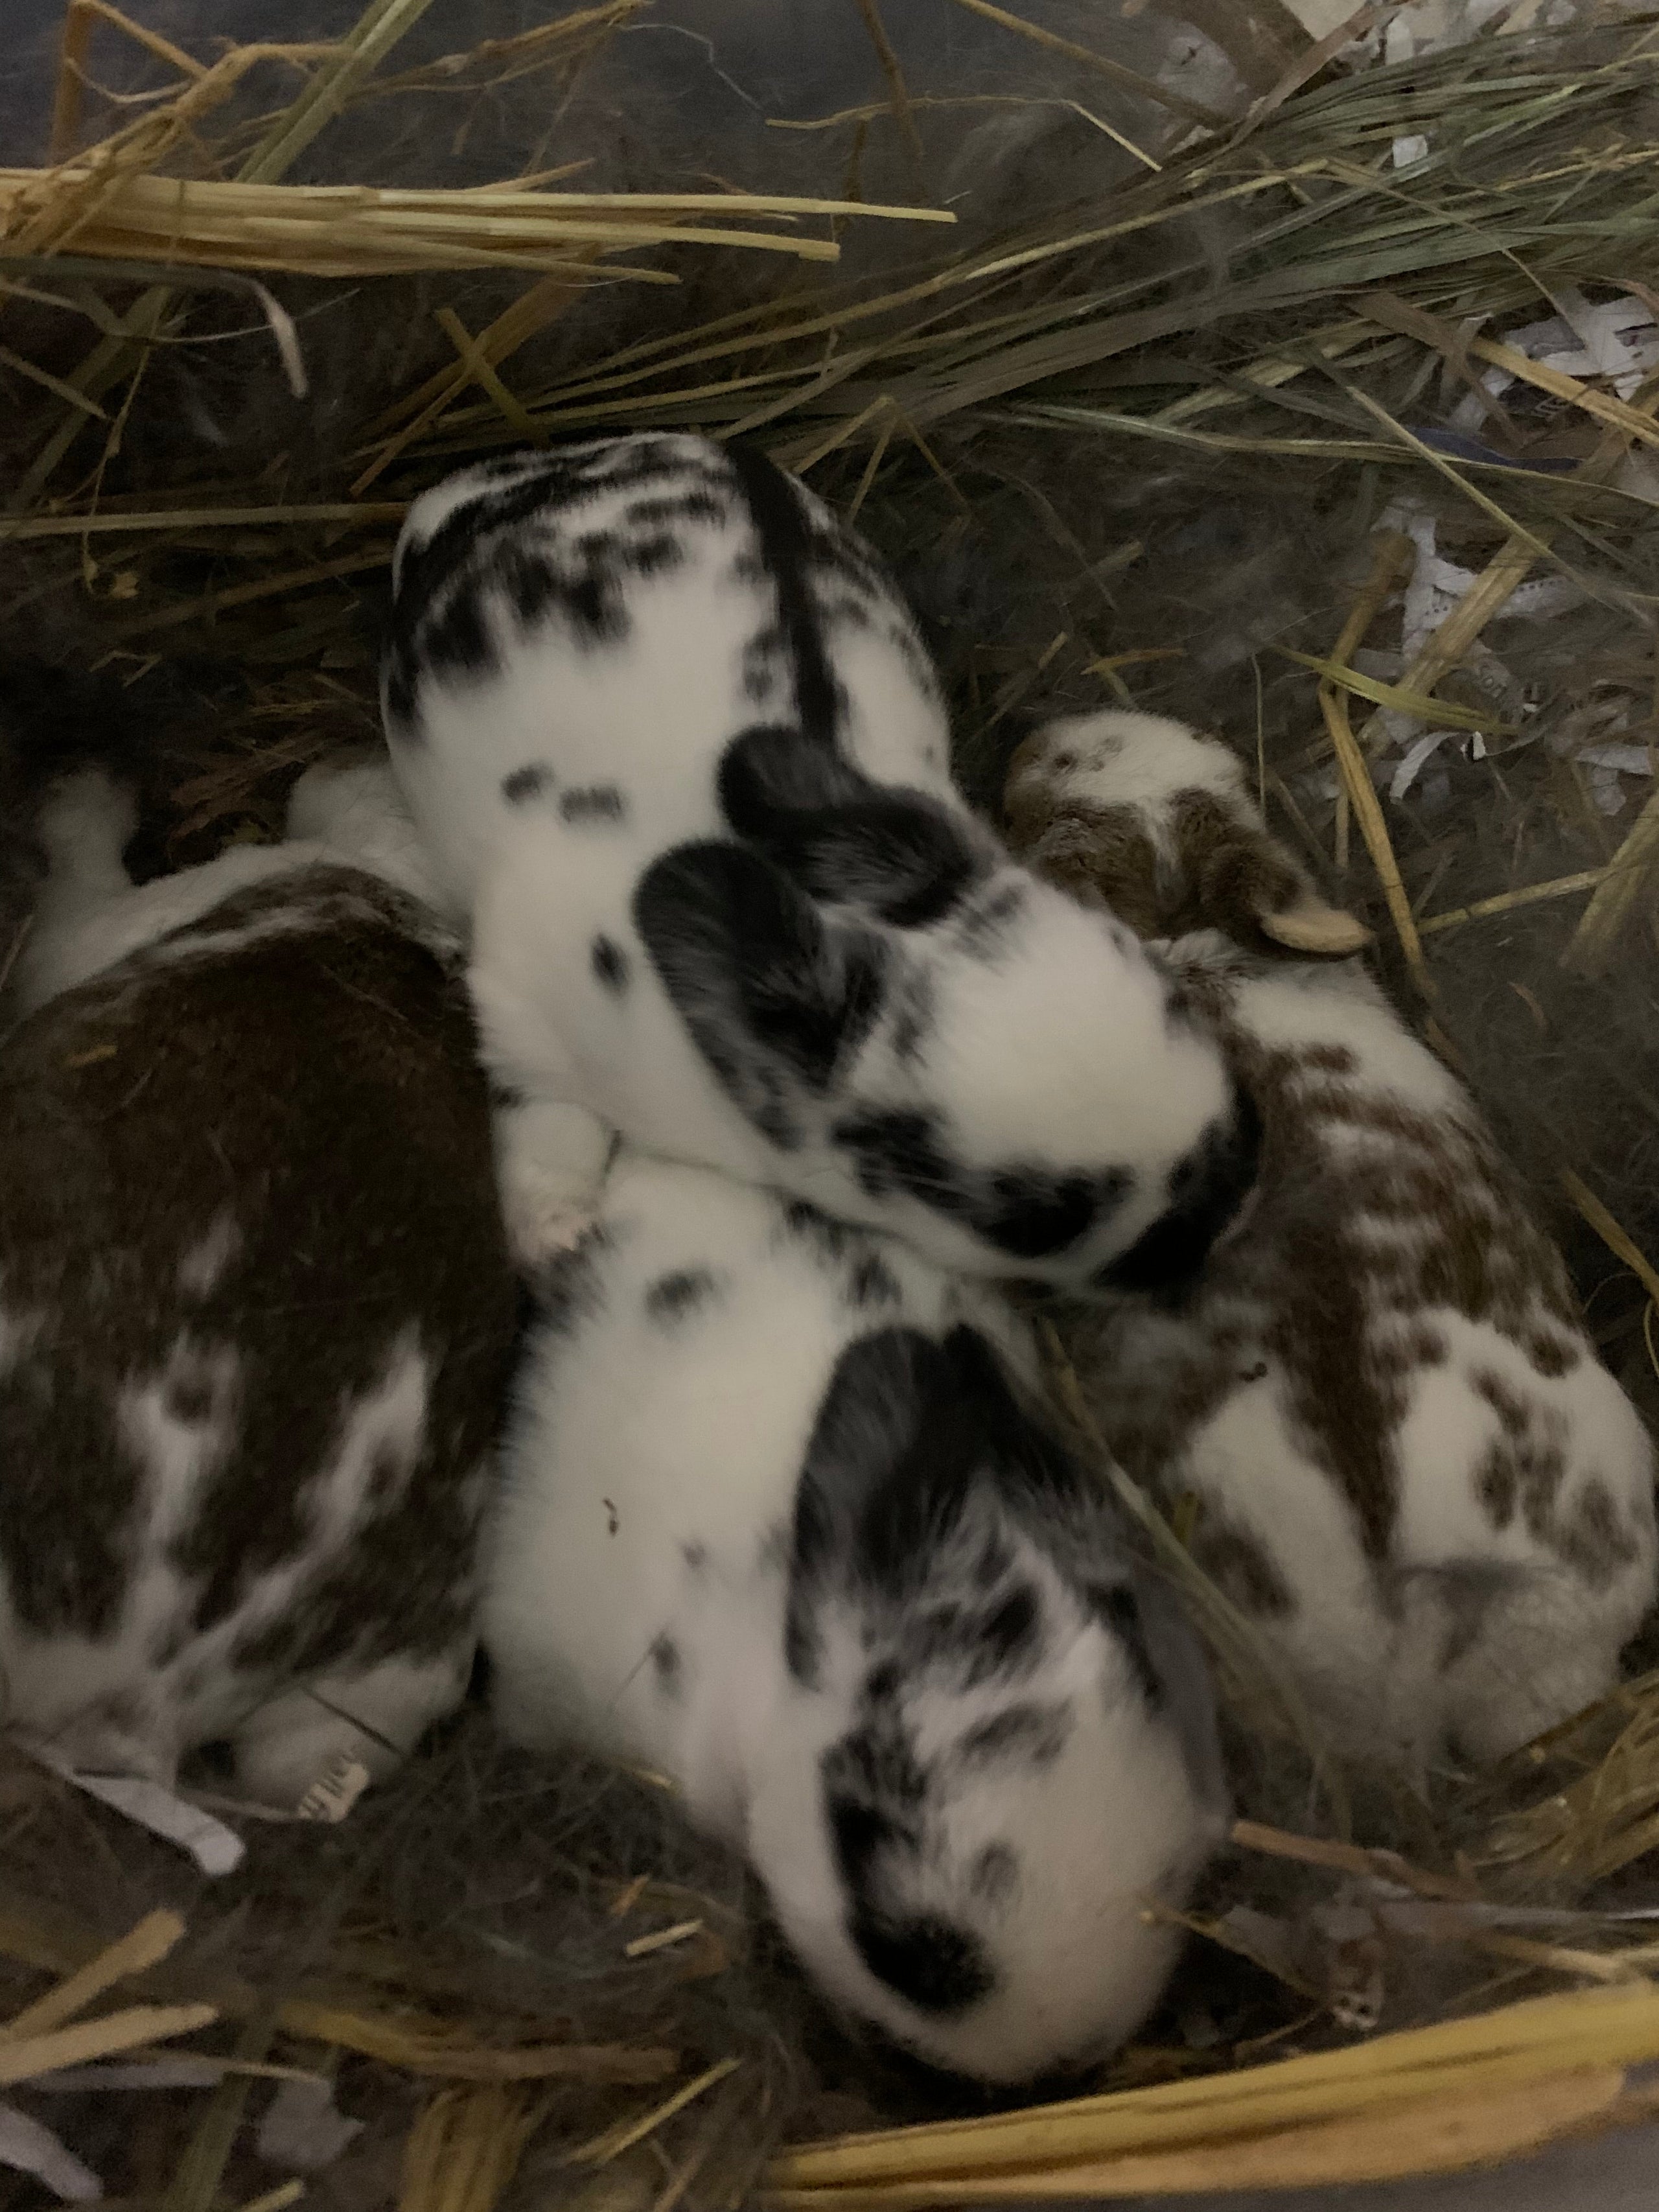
[0,863,518,1804]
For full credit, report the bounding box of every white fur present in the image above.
[1010,709,1249,828]
[384,439,1247,1290]
[283,754,447,914]
[485,1152,1225,2082]
[15,759,441,1017]
[1015,711,1659,1769]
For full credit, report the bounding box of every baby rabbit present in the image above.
[381,434,1257,1298]
[0,763,517,1807]
[1005,709,1658,1769]
[483,1144,1228,2086]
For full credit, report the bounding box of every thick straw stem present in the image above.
[1317,531,1431,994]
[1562,785,1659,977]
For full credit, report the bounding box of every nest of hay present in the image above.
[5,1,1659,2204]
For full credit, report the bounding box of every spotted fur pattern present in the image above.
[1006,711,1658,1767]
[381,434,1256,1295]
[483,1152,1227,2084]
[0,773,517,1806]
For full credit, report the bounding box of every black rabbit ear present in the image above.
[718,723,982,929]
[633,839,885,1134]
[787,1327,1084,1672]
[785,1326,946,1683]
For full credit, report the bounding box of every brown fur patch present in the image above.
[1169,788,1308,943]
[1557,1478,1643,1586]
[0,867,517,1688]
[1061,1007,1597,1576]
[1019,807,1165,934]
[1006,769,1324,949]
[1189,1511,1295,1618]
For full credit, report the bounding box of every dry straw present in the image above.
[763,1981,1659,2203]
[6,0,1659,2205]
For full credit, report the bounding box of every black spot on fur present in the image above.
[645,1267,719,1325]
[502,762,552,804]
[682,1541,708,1574]
[833,1106,1127,1261]
[956,879,1028,960]
[533,1225,611,1336]
[890,970,936,1065]
[848,1251,901,1310]
[726,443,841,744]
[971,1843,1019,1905]
[559,784,627,825]
[1089,1582,1162,1707]
[591,935,629,993]
[634,841,885,1145]
[626,491,726,529]
[651,1634,682,1694]
[781,1197,857,1266]
[957,1702,1071,1768]
[1093,1084,1260,1301]
[384,462,594,720]
[979,1585,1041,1671]
[850,1908,997,2017]
[167,1374,217,1426]
[384,441,729,725]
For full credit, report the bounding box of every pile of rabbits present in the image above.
[384,434,1238,2084]
[5,427,1654,2095]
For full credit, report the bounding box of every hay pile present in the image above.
[5,1,1659,2204]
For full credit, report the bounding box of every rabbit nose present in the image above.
[1089,1079,1261,1303]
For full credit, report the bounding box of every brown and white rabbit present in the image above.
[1004,709,1658,1770]
[0,763,516,1807]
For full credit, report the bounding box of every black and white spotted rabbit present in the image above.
[485,1135,1229,2085]
[380,434,1257,1298]
[1004,709,1658,1769]
[0,760,516,1806]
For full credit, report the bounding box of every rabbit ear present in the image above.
[719,722,981,929]
[1259,897,1373,956]
[634,837,887,1111]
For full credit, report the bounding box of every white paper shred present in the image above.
[29,2058,233,2094]
[1452,289,1659,447]
[1590,765,1628,815]
[1509,288,1659,401]
[1615,450,1659,506]
[1384,13,1428,165]
[0,2101,101,2202]
[1579,743,1655,777]
[27,1744,244,1876]
[257,2077,365,2172]
[1377,1,1551,161]
[1390,728,1460,799]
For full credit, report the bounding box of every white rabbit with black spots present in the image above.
[483,1138,1228,2086]
[1005,708,1658,1770]
[381,433,1257,1299]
